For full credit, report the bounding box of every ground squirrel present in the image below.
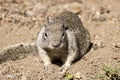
[36,11,91,71]
[0,11,91,72]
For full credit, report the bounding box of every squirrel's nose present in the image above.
[52,43,60,48]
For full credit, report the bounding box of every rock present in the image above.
[25,10,35,17]
[75,72,82,79]
[114,43,120,48]
[112,43,120,54]
[92,41,105,50]
[6,74,15,79]
[90,6,111,21]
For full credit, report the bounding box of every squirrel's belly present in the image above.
[46,48,68,60]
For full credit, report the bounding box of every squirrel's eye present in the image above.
[44,32,48,38]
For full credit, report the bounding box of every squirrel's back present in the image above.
[53,11,83,30]
[53,11,91,55]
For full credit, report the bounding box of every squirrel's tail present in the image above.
[0,43,38,64]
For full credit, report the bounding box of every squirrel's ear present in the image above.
[46,16,53,23]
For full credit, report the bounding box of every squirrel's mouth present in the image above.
[44,47,63,53]
[49,46,61,50]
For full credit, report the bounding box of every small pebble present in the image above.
[6,74,15,79]
[114,43,120,48]
[75,72,82,79]
[25,10,35,17]
[92,41,105,50]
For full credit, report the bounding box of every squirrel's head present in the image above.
[42,18,68,50]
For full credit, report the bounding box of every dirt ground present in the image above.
[0,0,120,80]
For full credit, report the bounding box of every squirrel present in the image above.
[36,11,91,71]
[0,11,91,72]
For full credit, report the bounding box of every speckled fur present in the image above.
[36,11,91,71]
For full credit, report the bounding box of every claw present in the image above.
[60,65,70,74]
[44,64,54,71]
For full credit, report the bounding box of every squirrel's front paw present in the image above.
[60,64,70,73]
[44,63,54,71]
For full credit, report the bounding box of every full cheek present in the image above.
[44,39,49,47]
[48,41,53,49]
